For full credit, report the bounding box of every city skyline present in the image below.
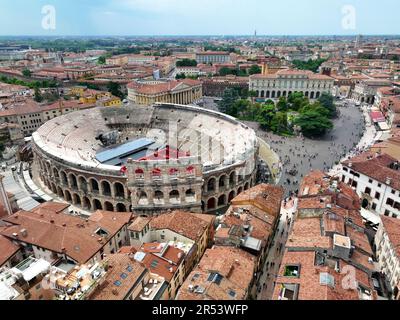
[0,0,399,36]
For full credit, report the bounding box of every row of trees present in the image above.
[219,64,262,77]
[176,59,197,67]
[292,58,327,73]
[218,89,337,137]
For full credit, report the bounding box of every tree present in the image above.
[34,87,43,103]
[276,97,288,111]
[98,56,106,65]
[292,58,327,73]
[107,82,125,100]
[294,111,333,137]
[318,92,337,118]
[248,64,262,75]
[176,59,197,67]
[218,88,240,115]
[219,67,236,76]
[288,92,308,111]
[270,112,289,134]
[176,73,186,79]
[22,69,32,77]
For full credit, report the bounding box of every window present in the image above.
[375,192,381,200]
[207,272,223,285]
[126,265,133,272]
[372,203,377,211]
[114,280,122,286]
[278,284,299,300]
[384,210,391,216]
[378,183,382,188]
[284,265,300,277]
[368,179,373,184]
[386,198,394,206]
[320,273,335,287]
[228,289,236,298]
[120,273,128,279]
[365,187,371,195]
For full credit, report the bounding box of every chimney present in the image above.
[386,177,392,185]
[20,229,28,237]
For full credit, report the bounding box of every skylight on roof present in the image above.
[120,273,128,279]
[114,280,122,287]
[126,265,133,272]
[319,272,335,288]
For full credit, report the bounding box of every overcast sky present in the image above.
[0,0,399,36]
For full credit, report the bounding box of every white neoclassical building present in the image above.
[249,69,334,100]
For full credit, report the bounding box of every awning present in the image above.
[370,111,385,123]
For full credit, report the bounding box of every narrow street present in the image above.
[256,197,298,300]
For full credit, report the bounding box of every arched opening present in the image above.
[116,203,127,212]
[90,179,99,193]
[104,201,114,212]
[69,173,78,189]
[201,201,205,211]
[169,190,180,204]
[316,91,321,99]
[283,91,287,97]
[362,199,369,209]
[114,182,125,198]
[51,183,57,194]
[73,193,81,206]
[135,168,144,179]
[277,91,281,98]
[244,182,250,190]
[83,197,91,210]
[218,194,227,207]
[101,181,111,197]
[138,191,148,205]
[185,189,196,202]
[255,90,259,97]
[57,186,64,198]
[207,198,216,210]
[64,190,72,202]
[60,171,68,185]
[271,91,276,98]
[228,190,235,202]
[237,187,243,195]
[154,190,164,205]
[305,91,309,97]
[53,168,59,179]
[207,178,216,192]
[260,90,265,98]
[78,176,88,192]
[310,92,315,99]
[229,172,236,187]
[93,199,102,210]
[219,175,227,189]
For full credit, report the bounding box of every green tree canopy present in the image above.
[248,64,262,75]
[176,59,197,67]
[294,111,333,137]
[107,82,125,100]
[22,69,32,77]
[318,92,337,118]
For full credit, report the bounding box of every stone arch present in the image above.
[228,190,236,202]
[271,91,276,98]
[185,189,196,202]
[316,91,321,99]
[237,186,243,195]
[93,199,103,210]
[116,203,127,212]
[60,171,68,185]
[310,92,315,99]
[104,201,114,212]
[154,190,164,205]
[90,178,99,193]
[277,91,281,98]
[73,193,81,206]
[114,182,125,198]
[78,176,88,192]
[218,194,227,206]
[260,90,265,98]
[219,175,227,189]
[244,182,250,190]
[138,191,148,205]
[169,190,180,204]
[229,171,236,187]
[82,196,91,210]
[101,180,112,197]
[68,173,78,189]
[57,186,64,198]
[53,167,59,179]
[207,198,216,210]
[256,90,259,97]
[207,177,216,192]
[64,190,72,202]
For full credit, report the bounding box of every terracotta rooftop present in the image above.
[0,204,132,263]
[150,211,213,241]
[177,246,256,300]
[0,234,20,267]
[89,253,147,300]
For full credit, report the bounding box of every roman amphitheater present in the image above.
[32,103,260,214]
